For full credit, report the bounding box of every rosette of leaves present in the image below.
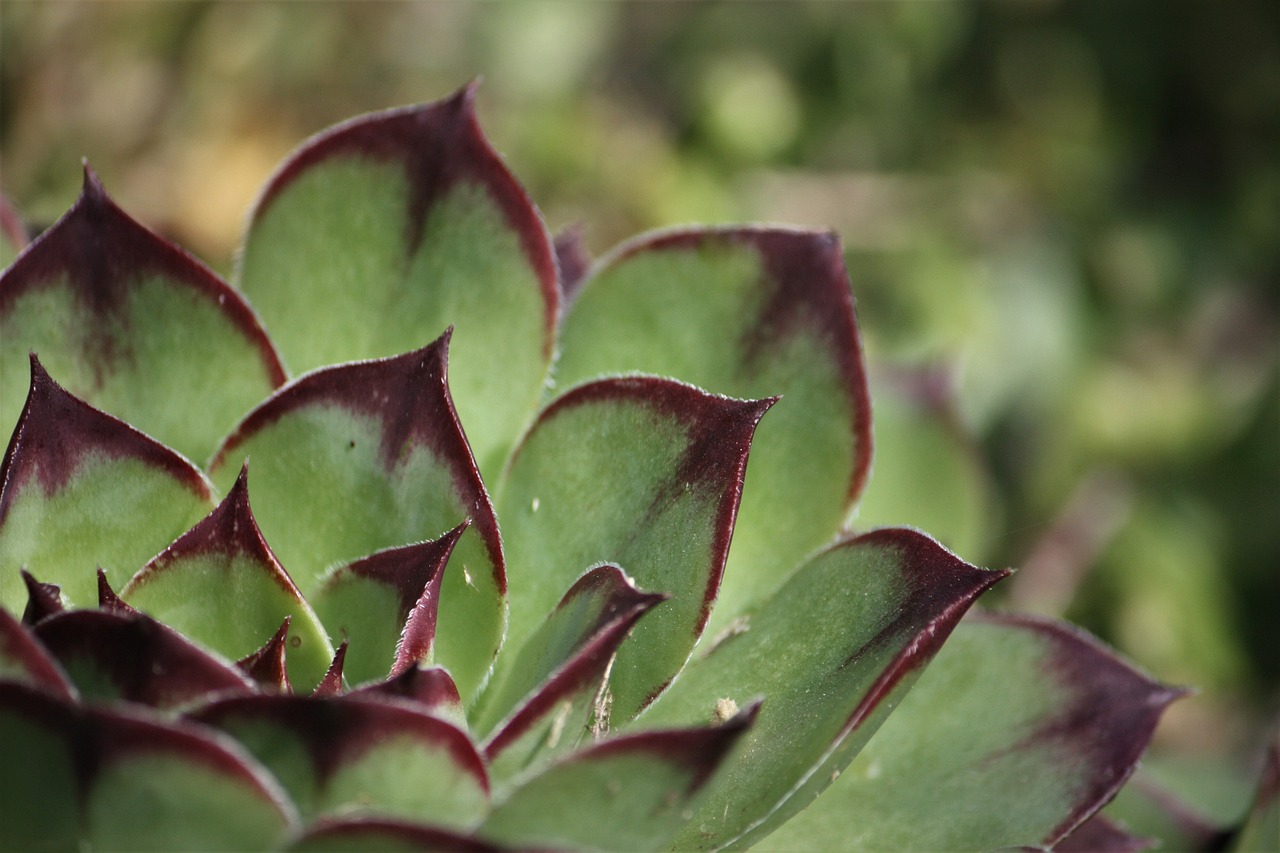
[0,85,1185,851]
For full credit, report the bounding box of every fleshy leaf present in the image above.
[0,192,29,269]
[0,606,74,698]
[312,522,466,686]
[1232,737,1279,853]
[96,567,140,615]
[311,642,349,697]
[291,817,505,853]
[480,706,758,852]
[121,467,336,691]
[350,664,467,730]
[237,617,293,693]
[20,569,65,625]
[237,83,558,480]
[0,357,216,609]
[496,376,773,721]
[191,694,490,828]
[478,565,665,782]
[554,228,871,637]
[755,613,1183,852]
[0,167,285,464]
[638,528,1005,850]
[209,334,504,701]
[34,609,255,709]
[0,682,297,850]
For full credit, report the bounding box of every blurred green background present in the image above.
[3,0,1277,840]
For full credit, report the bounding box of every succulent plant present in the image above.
[0,84,1188,851]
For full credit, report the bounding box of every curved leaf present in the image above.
[291,817,504,853]
[554,228,872,637]
[0,606,74,698]
[496,376,773,721]
[237,83,558,480]
[480,707,758,852]
[0,357,215,609]
[191,694,490,828]
[311,522,466,686]
[0,166,284,464]
[0,682,297,851]
[639,527,1005,850]
[350,664,467,730]
[755,613,1184,852]
[121,467,335,691]
[209,334,504,701]
[33,609,255,709]
[478,565,665,783]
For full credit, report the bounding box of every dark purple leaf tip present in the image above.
[0,166,285,386]
[34,609,255,709]
[975,612,1187,848]
[351,664,462,714]
[0,606,74,698]
[0,355,215,506]
[19,570,65,626]
[123,463,301,599]
[96,567,139,616]
[554,224,593,302]
[236,617,293,694]
[311,642,349,697]
[251,82,558,347]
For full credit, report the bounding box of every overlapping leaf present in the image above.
[496,376,773,721]
[638,527,1006,849]
[755,614,1184,852]
[0,606,74,697]
[208,333,504,701]
[0,357,216,608]
[0,682,297,851]
[554,228,872,638]
[121,467,335,691]
[0,167,284,465]
[237,83,558,481]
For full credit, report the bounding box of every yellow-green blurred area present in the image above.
[2,0,1278,835]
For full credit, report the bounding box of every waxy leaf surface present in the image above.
[122,468,335,691]
[0,168,284,464]
[34,609,255,709]
[312,523,465,686]
[496,377,772,720]
[480,709,757,852]
[191,694,490,828]
[554,228,871,637]
[0,358,216,609]
[755,614,1183,852]
[639,527,1006,850]
[478,564,664,783]
[238,84,558,480]
[0,682,296,851]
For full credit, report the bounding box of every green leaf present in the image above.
[0,357,216,610]
[0,682,298,851]
[480,707,757,852]
[477,565,665,784]
[0,192,28,270]
[495,376,773,721]
[755,614,1183,852]
[208,334,505,702]
[0,606,74,698]
[290,818,504,853]
[1232,738,1279,853]
[312,523,466,687]
[554,228,872,637]
[638,527,1006,850]
[237,84,558,481]
[33,608,256,709]
[0,167,285,465]
[191,694,490,828]
[121,466,336,691]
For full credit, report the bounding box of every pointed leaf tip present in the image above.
[95,568,138,615]
[312,642,348,697]
[237,618,293,693]
[19,570,64,626]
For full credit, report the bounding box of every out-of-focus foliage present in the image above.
[3,0,1277,843]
